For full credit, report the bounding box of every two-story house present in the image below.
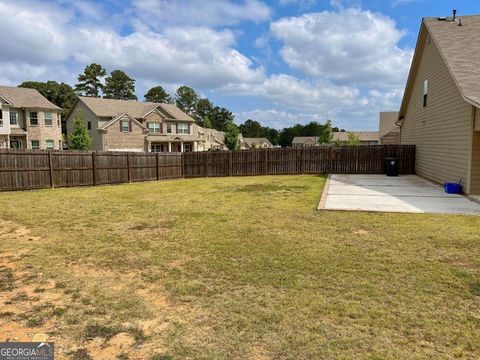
[0,86,62,150]
[65,97,226,152]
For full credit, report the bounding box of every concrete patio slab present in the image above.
[318,174,480,215]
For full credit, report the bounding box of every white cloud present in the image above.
[133,0,272,28]
[271,8,412,87]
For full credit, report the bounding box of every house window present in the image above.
[148,122,160,133]
[178,123,189,134]
[151,144,162,152]
[423,79,429,107]
[183,143,191,152]
[46,140,54,150]
[121,120,130,132]
[45,112,52,126]
[10,112,18,125]
[31,140,39,149]
[30,112,38,125]
[87,121,92,130]
[167,123,173,134]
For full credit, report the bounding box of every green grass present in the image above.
[1,175,480,359]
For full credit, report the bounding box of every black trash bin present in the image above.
[385,157,398,176]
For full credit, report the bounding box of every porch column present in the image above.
[6,134,10,149]
[168,142,172,152]
[193,141,198,152]
[180,142,184,153]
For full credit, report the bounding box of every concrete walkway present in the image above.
[318,174,480,215]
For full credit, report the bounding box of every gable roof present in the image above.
[333,131,379,142]
[379,112,399,136]
[400,15,480,117]
[99,113,147,132]
[0,86,61,110]
[292,136,319,144]
[243,138,273,147]
[78,96,195,122]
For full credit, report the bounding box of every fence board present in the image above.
[0,145,415,192]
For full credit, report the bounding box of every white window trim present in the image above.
[31,140,40,149]
[121,120,130,133]
[10,111,18,126]
[46,140,54,150]
[45,112,53,126]
[30,112,38,126]
[148,122,160,133]
[177,123,189,134]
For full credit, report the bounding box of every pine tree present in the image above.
[75,63,106,97]
[144,86,173,103]
[104,70,137,100]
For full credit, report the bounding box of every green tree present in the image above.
[239,119,264,138]
[67,111,92,150]
[210,106,235,132]
[144,86,173,103]
[346,131,360,145]
[75,63,106,97]
[224,122,239,150]
[175,86,199,118]
[104,70,137,100]
[196,98,214,127]
[19,81,77,118]
[318,120,334,144]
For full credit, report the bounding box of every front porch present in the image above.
[150,141,197,153]
[0,134,27,149]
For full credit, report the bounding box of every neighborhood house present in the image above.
[399,14,480,194]
[0,86,62,150]
[240,137,274,149]
[65,97,226,152]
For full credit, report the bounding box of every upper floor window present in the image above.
[121,119,130,132]
[46,140,54,150]
[10,112,18,125]
[30,112,38,126]
[178,123,189,134]
[423,79,429,107]
[87,121,92,130]
[31,140,39,149]
[45,112,52,126]
[148,122,161,133]
[167,123,173,134]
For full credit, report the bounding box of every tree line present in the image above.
[18,63,339,148]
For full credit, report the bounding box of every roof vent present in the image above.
[437,16,447,21]
[452,9,457,21]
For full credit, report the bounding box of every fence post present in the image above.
[92,151,97,186]
[181,153,185,178]
[264,149,268,175]
[229,151,233,176]
[300,148,304,174]
[48,150,54,188]
[156,152,160,181]
[127,153,131,183]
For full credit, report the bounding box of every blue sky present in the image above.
[0,0,478,130]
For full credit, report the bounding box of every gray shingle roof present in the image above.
[423,15,480,106]
[243,137,273,147]
[333,131,379,142]
[79,96,194,122]
[0,86,61,110]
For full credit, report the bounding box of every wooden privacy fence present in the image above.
[0,145,415,192]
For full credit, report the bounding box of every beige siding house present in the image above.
[65,97,225,152]
[240,137,273,149]
[292,132,379,147]
[399,14,480,194]
[379,112,400,145]
[0,86,62,150]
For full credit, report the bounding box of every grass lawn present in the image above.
[1,175,480,359]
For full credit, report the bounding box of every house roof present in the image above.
[243,137,273,147]
[292,136,319,144]
[99,113,147,132]
[400,15,480,116]
[0,86,61,110]
[379,112,399,136]
[333,131,379,142]
[78,96,194,122]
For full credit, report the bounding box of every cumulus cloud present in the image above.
[271,8,412,87]
[133,0,272,28]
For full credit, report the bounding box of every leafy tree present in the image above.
[196,98,214,127]
[175,86,199,118]
[75,63,106,97]
[67,111,92,150]
[104,70,137,100]
[210,106,235,132]
[346,131,360,145]
[318,120,334,144]
[239,119,264,138]
[19,81,77,118]
[224,122,239,150]
[144,86,173,103]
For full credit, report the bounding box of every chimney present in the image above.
[452,9,457,21]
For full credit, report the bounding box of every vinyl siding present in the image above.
[400,32,473,191]
[471,108,480,194]
[66,100,102,150]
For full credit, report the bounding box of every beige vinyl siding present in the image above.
[401,31,472,191]
[66,100,102,150]
[471,108,480,194]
